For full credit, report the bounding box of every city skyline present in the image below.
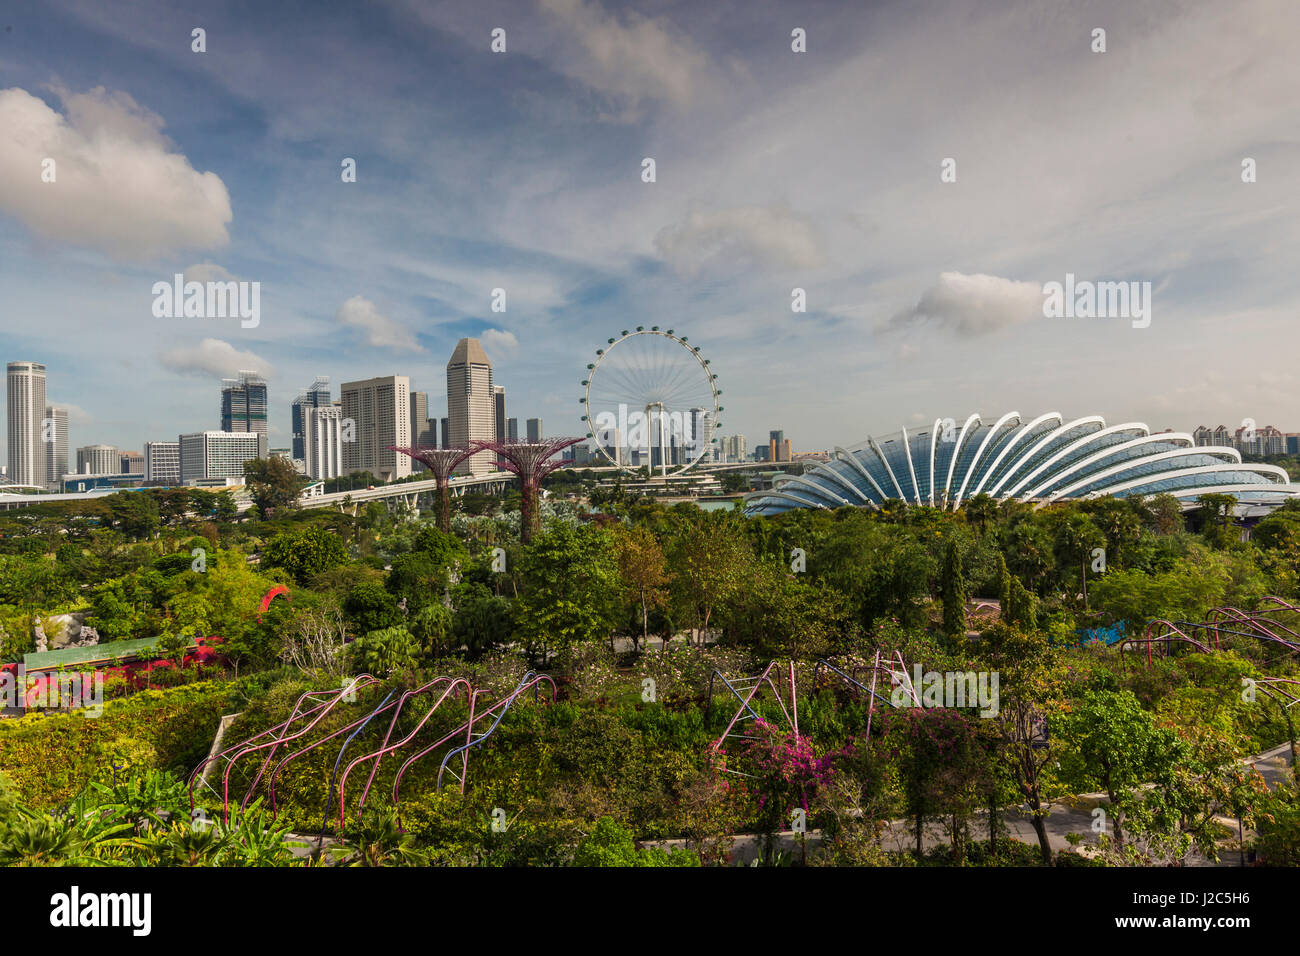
[2,1,1298,464]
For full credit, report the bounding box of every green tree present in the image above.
[612,525,669,652]
[262,525,348,585]
[243,457,302,519]
[514,523,620,665]
[940,539,967,639]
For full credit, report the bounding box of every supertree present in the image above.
[469,437,583,544]
[389,446,478,532]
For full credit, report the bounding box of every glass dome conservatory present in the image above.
[743,412,1299,516]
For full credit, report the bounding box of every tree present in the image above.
[349,626,418,676]
[612,525,669,651]
[1057,689,1183,846]
[343,580,403,636]
[668,513,752,648]
[1054,512,1105,609]
[386,552,453,616]
[976,622,1067,864]
[243,457,302,518]
[261,525,348,585]
[940,539,967,639]
[514,523,620,665]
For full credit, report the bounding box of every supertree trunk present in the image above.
[438,479,452,533]
[520,483,540,544]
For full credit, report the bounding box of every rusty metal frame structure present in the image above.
[1120,596,1300,666]
[189,675,380,823]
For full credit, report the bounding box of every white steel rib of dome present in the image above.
[743,412,1300,516]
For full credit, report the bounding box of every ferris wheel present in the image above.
[580,327,723,477]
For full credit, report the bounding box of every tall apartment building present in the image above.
[179,431,261,482]
[718,434,747,463]
[340,375,411,481]
[494,386,506,444]
[6,361,46,487]
[221,370,269,458]
[304,405,344,479]
[44,404,68,489]
[446,338,495,475]
[144,441,181,484]
[120,450,145,474]
[290,376,331,460]
[526,418,542,443]
[76,444,119,475]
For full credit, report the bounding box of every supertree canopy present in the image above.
[390,445,477,531]
[470,437,583,543]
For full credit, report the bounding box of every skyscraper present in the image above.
[494,385,506,444]
[507,417,519,442]
[291,376,331,460]
[526,418,542,443]
[440,417,449,449]
[304,405,344,479]
[7,362,46,487]
[340,375,412,481]
[44,404,68,489]
[769,429,790,463]
[409,391,436,473]
[221,371,269,458]
[446,338,495,475]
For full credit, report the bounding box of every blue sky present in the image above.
[1,0,1298,464]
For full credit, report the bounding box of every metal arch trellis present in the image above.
[1119,596,1300,666]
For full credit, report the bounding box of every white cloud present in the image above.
[182,262,238,284]
[654,205,822,276]
[480,328,519,357]
[539,0,714,114]
[159,338,273,378]
[0,86,232,261]
[46,401,92,426]
[887,272,1044,337]
[336,295,422,350]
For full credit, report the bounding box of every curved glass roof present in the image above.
[744,412,1299,516]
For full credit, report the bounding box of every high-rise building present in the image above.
[304,405,344,479]
[221,370,269,458]
[507,417,519,442]
[120,451,144,475]
[440,417,449,449]
[688,407,714,461]
[526,418,542,443]
[7,362,47,487]
[719,434,747,463]
[179,431,261,483]
[340,375,412,481]
[768,430,791,463]
[76,444,120,475]
[494,386,506,444]
[291,377,331,460]
[409,391,436,472]
[44,405,68,489]
[446,338,495,475]
[144,441,181,484]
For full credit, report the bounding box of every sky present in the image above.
[1,0,1298,465]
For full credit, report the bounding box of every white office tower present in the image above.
[340,375,411,482]
[304,405,344,479]
[688,407,714,461]
[44,404,68,490]
[144,441,181,484]
[179,431,261,482]
[6,362,46,487]
[446,338,495,476]
[76,444,119,475]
